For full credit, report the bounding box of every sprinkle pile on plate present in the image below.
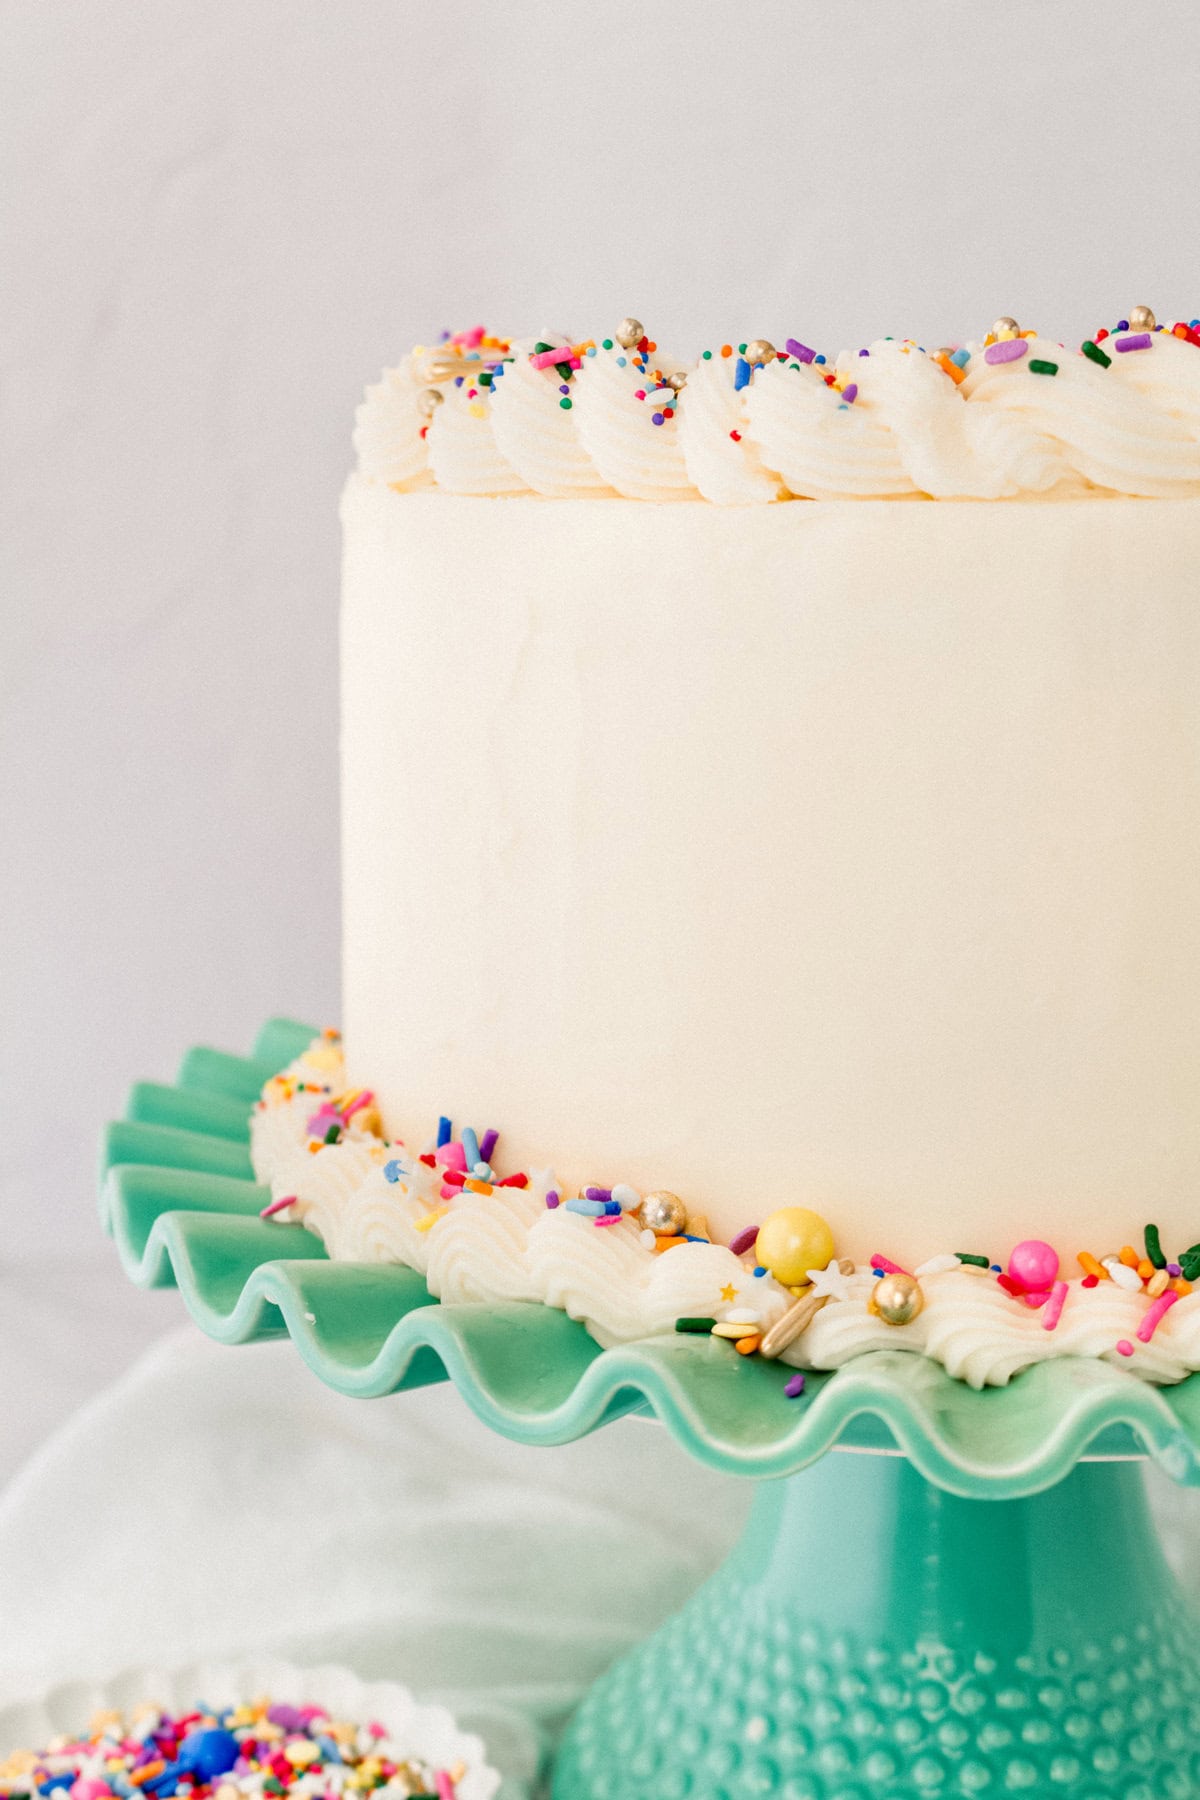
[0,1700,465,1800]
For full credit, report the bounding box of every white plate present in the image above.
[0,1658,510,1800]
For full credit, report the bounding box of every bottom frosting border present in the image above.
[245,1029,1200,1397]
[97,1016,1200,1498]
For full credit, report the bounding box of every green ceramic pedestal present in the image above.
[553,1453,1200,1799]
[101,1019,1200,1799]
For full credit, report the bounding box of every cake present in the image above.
[251,310,1200,1388]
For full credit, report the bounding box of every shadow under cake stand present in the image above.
[101,1018,1200,1800]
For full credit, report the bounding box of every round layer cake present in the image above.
[245,313,1200,1390]
[341,477,1200,1268]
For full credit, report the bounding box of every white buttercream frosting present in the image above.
[959,331,1200,498]
[488,335,612,498]
[352,359,432,492]
[251,1039,1200,1389]
[570,341,698,501]
[677,351,784,504]
[353,317,1200,503]
[425,380,529,496]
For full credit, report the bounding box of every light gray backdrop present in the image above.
[4,0,1200,1262]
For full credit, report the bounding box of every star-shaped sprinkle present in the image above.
[719,1283,738,1303]
[805,1259,852,1302]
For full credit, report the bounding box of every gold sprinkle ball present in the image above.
[871,1270,925,1326]
[638,1189,688,1236]
[744,337,776,366]
[616,316,645,349]
[1129,303,1157,331]
[753,1207,835,1288]
[991,315,1021,341]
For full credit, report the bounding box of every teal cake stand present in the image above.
[102,1019,1200,1799]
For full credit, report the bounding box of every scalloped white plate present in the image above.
[0,1659,518,1800]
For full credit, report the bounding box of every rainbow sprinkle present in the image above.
[984,338,1027,365]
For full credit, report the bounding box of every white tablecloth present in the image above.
[0,1323,751,1791]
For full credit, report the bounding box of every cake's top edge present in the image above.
[353,309,1200,503]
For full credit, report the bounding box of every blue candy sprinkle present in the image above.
[383,1158,405,1183]
[179,1731,240,1782]
[733,357,751,392]
[436,1115,452,1148]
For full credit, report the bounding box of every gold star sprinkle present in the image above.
[720,1283,737,1303]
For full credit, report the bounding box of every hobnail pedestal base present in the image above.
[553,1454,1200,1799]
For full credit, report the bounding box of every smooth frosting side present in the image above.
[251,1038,1200,1388]
[342,479,1200,1266]
[352,316,1200,503]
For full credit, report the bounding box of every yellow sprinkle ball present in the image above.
[754,1207,835,1288]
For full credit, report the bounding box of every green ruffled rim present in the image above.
[99,1017,1200,1499]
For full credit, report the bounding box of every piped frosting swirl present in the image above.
[354,311,1200,503]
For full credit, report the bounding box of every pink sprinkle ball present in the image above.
[1008,1238,1059,1292]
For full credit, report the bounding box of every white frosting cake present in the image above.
[251,312,1200,1387]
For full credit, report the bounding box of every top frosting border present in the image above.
[352,309,1200,504]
